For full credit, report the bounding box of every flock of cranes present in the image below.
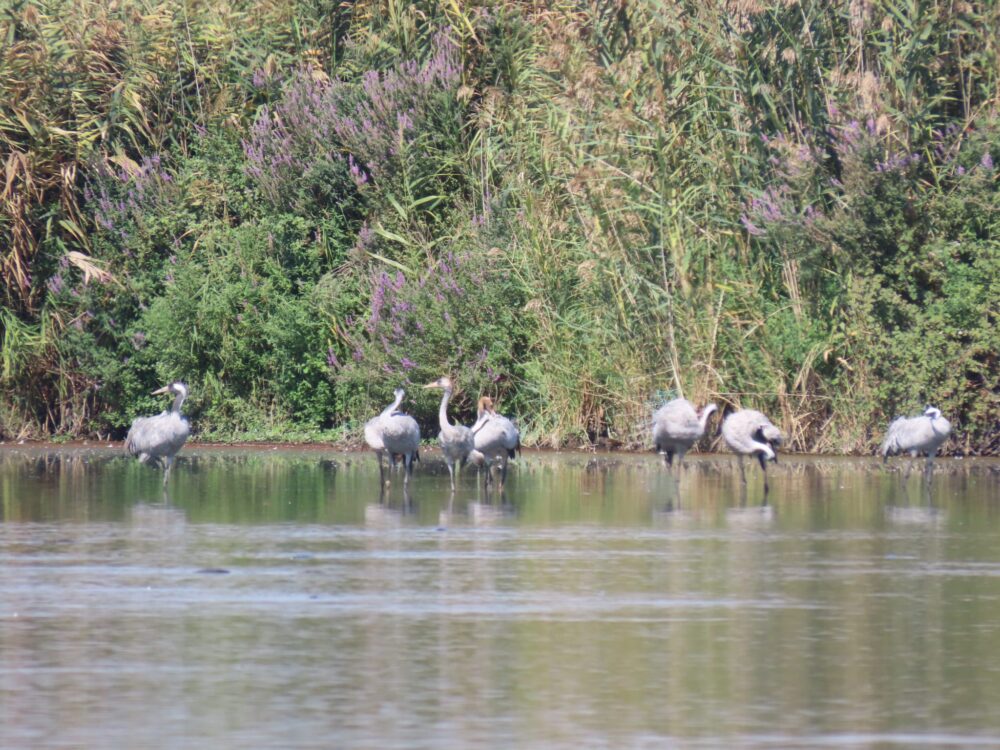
[125,380,953,490]
[361,378,521,490]
[651,397,951,490]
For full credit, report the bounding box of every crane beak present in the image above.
[151,385,171,395]
[423,382,438,389]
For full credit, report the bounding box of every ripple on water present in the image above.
[2,448,1000,748]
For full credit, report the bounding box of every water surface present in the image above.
[2,445,1000,748]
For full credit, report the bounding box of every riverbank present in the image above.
[3,440,999,478]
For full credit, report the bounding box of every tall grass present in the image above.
[1,0,998,453]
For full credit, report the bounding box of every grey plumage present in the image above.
[125,382,190,487]
[652,398,717,469]
[423,376,484,490]
[471,396,520,487]
[364,388,421,486]
[881,406,951,479]
[722,408,782,491]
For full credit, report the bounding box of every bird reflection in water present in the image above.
[468,500,509,526]
[885,480,944,526]
[127,502,188,542]
[725,501,776,529]
[366,482,415,525]
[652,472,692,523]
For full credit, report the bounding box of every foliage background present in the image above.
[1,0,998,453]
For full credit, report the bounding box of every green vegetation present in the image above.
[1,1,998,452]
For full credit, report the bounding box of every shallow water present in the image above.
[2,446,1000,749]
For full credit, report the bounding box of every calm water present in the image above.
[2,446,1000,749]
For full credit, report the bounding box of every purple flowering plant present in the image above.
[738,102,999,288]
[332,244,524,418]
[243,31,463,211]
[86,155,178,241]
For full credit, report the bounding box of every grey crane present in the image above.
[125,381,190,487]
[722,408,782,492]
[881,405,951,480]
[364,388,421,486]
[652,398,718,470]
[471,396,521,487]
[423,376,484,490]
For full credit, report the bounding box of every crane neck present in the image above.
[438,387,453,430]
[749,426,776,460]
[171,391,186,415]
[698,404,717,433]
[750,438,775,460]
[929,414,949,436]
[382,391,404,417]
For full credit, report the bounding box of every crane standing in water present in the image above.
[125,381,190,487]
[721,408,782,493]
[881,406,951,480]
[364,388,421,486]
[424,376,484,490]
[652,398,718,471]
[471,396,521,488]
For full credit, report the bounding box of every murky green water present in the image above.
[2,446,1000,748]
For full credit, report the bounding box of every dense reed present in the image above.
[1,1,997,453]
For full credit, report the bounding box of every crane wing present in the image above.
[125,413,189,461]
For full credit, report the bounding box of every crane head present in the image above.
[477,396,496,417]
[423,376,453,390]
[152,382,187,398]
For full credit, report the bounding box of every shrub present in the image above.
[140,221,335,434]
[243,31,464,218]
[330,232,526,431]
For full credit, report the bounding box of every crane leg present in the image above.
[162,456,173,487]
[499,455,509,488]
[403,452,413,485]
[376,450,387,486]
[737,456,747,485]
[902,458,914,481]
[447,460,456,491]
